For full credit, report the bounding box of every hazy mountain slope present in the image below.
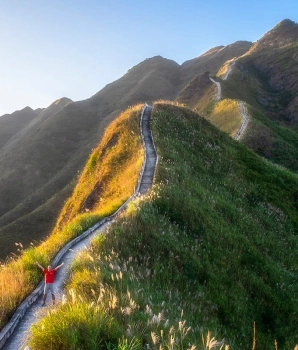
[176,71,214,107]
[0,107,39,149]
[0,98,73,222]
[90,55,182,106]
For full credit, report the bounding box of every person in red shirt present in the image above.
[36,261,64,306]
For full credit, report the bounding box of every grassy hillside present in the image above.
[53,104,144,232]
[0,105,144,330]
[28,103,298,350]
[206,99,243,137]
[216,60,298,173]
[216,20,298,172]
[176,72,214,111]
[245,19,298,106]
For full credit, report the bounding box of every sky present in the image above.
[0,0,297,116]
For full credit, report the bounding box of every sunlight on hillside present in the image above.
[53,104,144,232]
[217,60,232,78]
[0,259,32,326]
[0,104,145,330]
[208,99,243,137]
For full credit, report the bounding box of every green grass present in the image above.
[30,302,122,350]
[242,105,298,171]
[28,103,298,349]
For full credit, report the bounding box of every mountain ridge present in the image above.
[0,18,297,260]
[0,107,39,150]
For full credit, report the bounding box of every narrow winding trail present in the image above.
[209,77,221,101]
[209,76,249,140]
[0,104,157,350]
[222,59,236,81]
[235,102,249,140]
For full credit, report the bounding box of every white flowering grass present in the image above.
[28,102,298,350]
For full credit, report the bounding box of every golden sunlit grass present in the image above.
[0,104,144,330]
[216,58,236,80]
[54,104,144,231]
[217,61,230,79]
[0,259,32,326]
[207,99,243,137]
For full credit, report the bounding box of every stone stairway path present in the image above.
[0,104,157,350]
[223,59,236,80]
[209,76,221,101]
[235,102,249,140]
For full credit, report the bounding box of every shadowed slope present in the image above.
[0,107,40,150]
[176,71,214,108]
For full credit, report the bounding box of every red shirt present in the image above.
[43,269,56,284]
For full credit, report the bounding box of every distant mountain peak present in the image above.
[132,55,179,69]
[271,18,298,35]
[276,18,297,28]
[250,18,298,53]
[53,97,72,106]
[199,46,225,58]
[1,106,36,118]
[22,106,34,111]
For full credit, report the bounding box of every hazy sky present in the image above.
[0,0,297,116]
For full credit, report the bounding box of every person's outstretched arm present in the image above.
[35,261,45,271]
[55,262,64,271]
